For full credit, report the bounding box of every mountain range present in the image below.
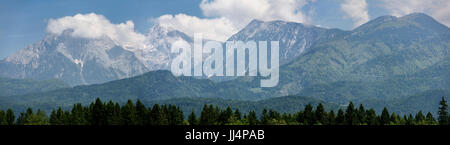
[0,25,191,86]
[0,13,449,115]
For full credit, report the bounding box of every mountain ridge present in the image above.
[0,13,449,116]
[0,25,192,86]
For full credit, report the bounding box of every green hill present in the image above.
[0,77,68,97]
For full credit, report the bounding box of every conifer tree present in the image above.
[390,112,400,125]
[336,109,345,125]
[345,102,357,125]
[6,109,14,125]
[282,113,292,124]
[16,113,27,125]
[261,109,270,125]
[296,111,304,124]
[303,104,314,125]
[0,110,5,125]
[72,103,87,125]
[92,98,106,125]
[167,105,183,125]
[188,111,198,125]
[49,107,66,125]
[121,100,137,125]
[380,107,390,125]
[213,106,221,123]
[151,104,168,125]
[113,102,122,124]
[315,103,326,124]
[104,101,119,125]
[248,110,258,125]
[268,109,281,122]
[218,107,233,125]
[327,110,336,125]
[366,109,377,125]
[357,104,366,124]
[234,109,242,121]
[438,96,448,125]
[28,109,48,125]
[415,111,425,124]
[49,110,58,125]
[406,114,414,125]
[135,100,148,125]
[63,110,71,125]
[199,104,210,125]
[16,108,34,125]
[425,112,435,125]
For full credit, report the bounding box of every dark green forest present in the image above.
[2,70,448,116]
[0,97,449,125]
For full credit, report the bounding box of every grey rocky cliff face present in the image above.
[0,26,192,86]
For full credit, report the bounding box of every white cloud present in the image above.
[200,0,312,28]
[47,13,147,49]
[380,0,450,26]
[155,0,314,41]
[154,14,237,41]
[340,0,370,28]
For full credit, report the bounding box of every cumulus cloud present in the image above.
[340,0,370,28]
[200,0,312,28]
[380,0,450,26]
[155,14,237,41]
[47,13,147,49]
[155,0,314,41]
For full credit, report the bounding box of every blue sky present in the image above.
[1,0,448,59]
[0,0,204,58]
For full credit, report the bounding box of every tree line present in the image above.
[0,97,449,125]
